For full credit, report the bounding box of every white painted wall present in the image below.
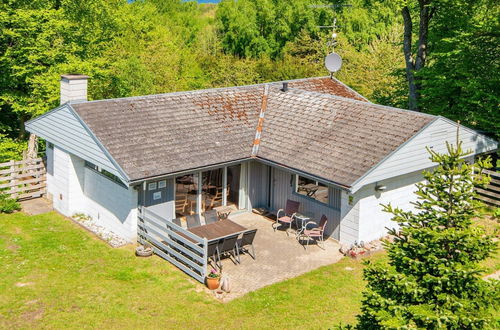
[357,170,423,243]
[48,146,138,242]
[82,167,138,241]
[340,170,424,245]
[50,146,71,214]
[339,190,360,246]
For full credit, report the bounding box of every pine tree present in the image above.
[357,141,498,328]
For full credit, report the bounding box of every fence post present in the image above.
[202,237,208,278]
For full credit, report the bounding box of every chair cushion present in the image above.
[278,216,293,223]
[304,229,322,237]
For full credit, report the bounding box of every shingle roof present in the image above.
[282,77,368,102]
[70,77,434,185]
[257,87,434,187]
[72,86,264,180]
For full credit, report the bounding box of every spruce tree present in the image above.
[357,142,498,328]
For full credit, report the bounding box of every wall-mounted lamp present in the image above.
[375,184,386,192]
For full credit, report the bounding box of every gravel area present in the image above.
[71,213,128,248]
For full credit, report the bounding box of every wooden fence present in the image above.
[138,206,208,283]
[0,158,46,200]
[476,169,500,207]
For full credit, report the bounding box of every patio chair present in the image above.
[185,214,203,228]
[236,229,257,261]
[273,199,300,236]
[204,209,219,224]
[205,186,230,210]
[175,194,188,215]
[298,215,328,249]
[217,234,240,269]
[206,239,221,270]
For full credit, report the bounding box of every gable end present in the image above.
[25,104,129,183]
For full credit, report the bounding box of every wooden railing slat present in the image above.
[0,157,43,167]
[140,206,207,283]
[0,176,46,189]
[0,157,46,200]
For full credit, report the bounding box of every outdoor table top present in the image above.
[188,219,247,241]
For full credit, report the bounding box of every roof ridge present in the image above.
[274,86,436,119]
[70,76,365,106]
[329,76,370,102]
[251,85,270,156]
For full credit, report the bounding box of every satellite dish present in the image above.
[325,52,342,73]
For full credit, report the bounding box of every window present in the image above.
[85,161,126,188]
[295,175,329,204]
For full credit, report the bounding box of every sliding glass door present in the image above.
[174,162,248,219]
[174,173,198,218]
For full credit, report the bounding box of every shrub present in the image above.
[0,134,26,163]
[0,192,21,213]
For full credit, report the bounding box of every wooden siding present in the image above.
[269,167,341,240]
[25,105,127,182]
[142,178,175,219]
[248,160,270,209]
[352,118,498,192]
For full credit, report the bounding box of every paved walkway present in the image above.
[20,198,52,215]
[211,212,343,301]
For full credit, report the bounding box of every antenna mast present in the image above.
[311,4,351,77]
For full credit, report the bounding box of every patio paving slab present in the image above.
[213,212,343,301]
[20,198,53,215]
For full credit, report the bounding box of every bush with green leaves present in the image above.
[0,192,21,214]
[0,134,25,163]
[357,142,498,328]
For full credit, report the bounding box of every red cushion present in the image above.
[304,229,322,237]
[278,216,293,223]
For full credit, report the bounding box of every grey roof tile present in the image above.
[256,87,434,186]
[70,77,433,185]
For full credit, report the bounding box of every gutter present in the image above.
[128,158,251,185]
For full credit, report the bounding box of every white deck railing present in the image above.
[138,206,208,283]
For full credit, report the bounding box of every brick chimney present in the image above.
[60,74,89,105]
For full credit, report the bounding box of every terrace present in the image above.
[138,207,342,301]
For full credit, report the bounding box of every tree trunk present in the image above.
[401,1,434,112]
[402,6,418,111]
[26,133,38,160]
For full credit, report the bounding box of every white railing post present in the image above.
[202,237,208,278]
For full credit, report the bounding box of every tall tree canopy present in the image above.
[0,0,497,161]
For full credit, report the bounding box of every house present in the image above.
[26,74,497,246]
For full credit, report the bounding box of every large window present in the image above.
[175,173,199,217]
[84,161,126,188]
[295,175,329,204]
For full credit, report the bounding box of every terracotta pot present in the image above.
[206,276,220,290]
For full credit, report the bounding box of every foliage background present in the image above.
[0,0,498,161]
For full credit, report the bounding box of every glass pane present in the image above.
[202,168,224,211]
[227,165,241,209]
[175,173,198,217]
[296,175,329,204]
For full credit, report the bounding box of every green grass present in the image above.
[1,211,497,328]
[0,211,382,329]
[475,209,500,274]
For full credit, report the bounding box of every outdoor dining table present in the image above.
[293,213,312,237]
[188,219,247,241]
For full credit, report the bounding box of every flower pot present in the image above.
[135,245,153,257]
[206,276,220,290]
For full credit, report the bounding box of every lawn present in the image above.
[1,211,498,329]
[0,211,382,329]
